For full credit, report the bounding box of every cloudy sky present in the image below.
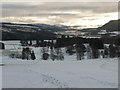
[1,2,118,29]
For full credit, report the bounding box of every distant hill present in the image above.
[1,19,120,40]
[75,19,120,37]
[98,19,119,31]
[1,22,68,32]
[0,22,68,40]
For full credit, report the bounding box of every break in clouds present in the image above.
[1,2,118,28]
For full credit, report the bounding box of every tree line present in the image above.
[18,37,120,60]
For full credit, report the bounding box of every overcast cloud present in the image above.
[1,2,118,28]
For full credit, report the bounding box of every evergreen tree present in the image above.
[75,44,85,60]
[109,44,116,58]
[29,40,32,45]
[103,46,109,58]
[91,47,100,59]
[86,45,92,59]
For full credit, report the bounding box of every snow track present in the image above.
[41,73,68,88]
[27,65,68,88]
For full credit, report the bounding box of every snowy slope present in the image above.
[1,41,118,88]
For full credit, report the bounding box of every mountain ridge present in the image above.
[98,19,119,31]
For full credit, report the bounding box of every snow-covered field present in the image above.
[0,41,118,88]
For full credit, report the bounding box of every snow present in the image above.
[0,41,118,88]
